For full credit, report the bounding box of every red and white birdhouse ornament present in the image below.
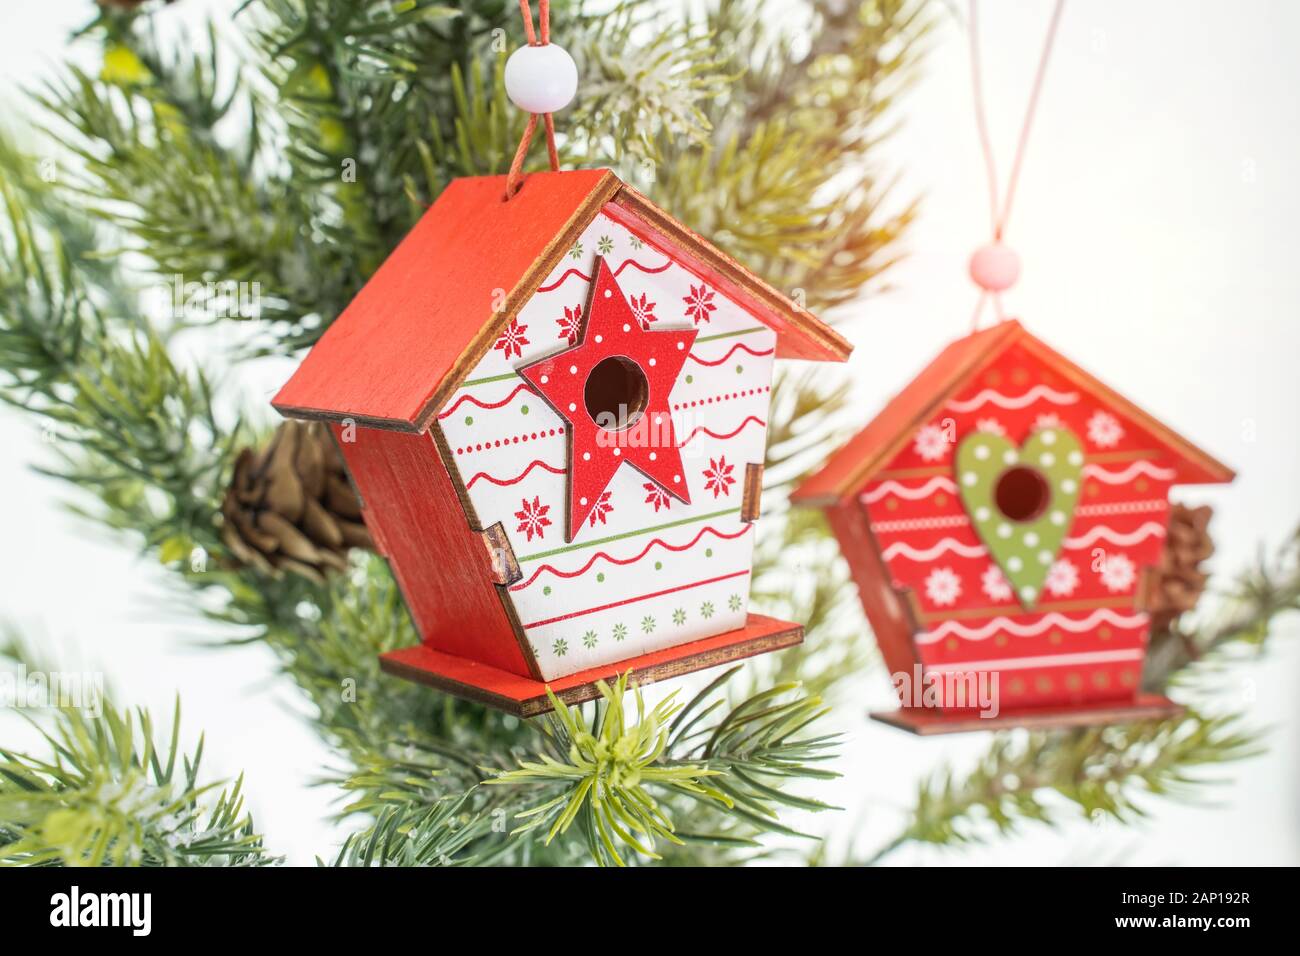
[274,168,850,715]
[793,320,1234,733]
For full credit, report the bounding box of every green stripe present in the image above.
[461,371,521,388]
[694,326,767,344]
[517,507,742,563]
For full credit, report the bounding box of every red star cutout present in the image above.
[518,257,697,541]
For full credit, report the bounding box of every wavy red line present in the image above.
[681,416,767,446]
[616,258,673,279]
[537,267,590,293]
[536,257,672,293]
[511,524,754,591]
[439,382,535,418]
[687,342,775,367]
[465,460,565,489]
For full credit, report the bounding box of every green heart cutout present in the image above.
[955,425,1084,610]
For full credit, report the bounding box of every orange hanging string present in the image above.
[506,0,560,199]
[519,0,538,43]
[968,0,1066,329]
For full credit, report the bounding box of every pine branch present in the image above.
[1145,528,1300,687]
[860,529,1300,863]
[0,177,236,554]
[563,2,733,169]
[866,710,1259,862]
[3,1,921,867]
[328,790,515,868]
[36,12,357,351]
[649,0,932,314]
[486,671,838,866]
[0,641,276,867]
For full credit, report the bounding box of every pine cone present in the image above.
[220,421,373,584]
[1147,503,1215,633]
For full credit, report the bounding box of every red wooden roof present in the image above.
[274,169,851,432]
[792,319,1235,505]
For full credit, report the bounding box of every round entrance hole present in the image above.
[994,465,1050,522]
[584,356,649,431]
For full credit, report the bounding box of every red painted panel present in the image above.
[276,170,615,428]
[824,501,918,680]
[333,425,532,676]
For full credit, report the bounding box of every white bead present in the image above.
[504,43,578,113]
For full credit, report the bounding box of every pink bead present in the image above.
[969,242,1021,292]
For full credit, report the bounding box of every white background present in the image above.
[1,0,1296,865]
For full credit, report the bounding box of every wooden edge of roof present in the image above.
[609,184,853,364]
[277,169,851,433]
[791,323,1018,505]
[792,320,1235,506]
[406,175,849,432]
[270,402,419,434]
[405,169,624,433]
[1017,332,1236,485]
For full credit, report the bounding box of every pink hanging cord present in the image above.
[968,0,1066,328]
[506,0,561,199]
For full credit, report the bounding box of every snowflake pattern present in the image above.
[981,564,1013,602]
[672,608,687,626]
[629,235,644,251]
[643,482,672,512]
[1098,552,1137,592]
[641,615,656,634]
[629,292,657,328]
[702,456,736,498]
[1034,412,1063,431]
[1087,410,1124,448]
[924,567,962,607]
[1045,558,1080,597]
[612,623,628,642]
[552,637,568,657]
[514,496,552,542]
[582,630,599,649]
[683,283,717,324]
[700,601,715,619]
[494,318,529,359]
[556,304,583,345]
[913,423,951,462]
[596,234,614,255]
[587,491,614,527]
[728,594,742,612]
[975,418,1007,437]
[568,240,584,261]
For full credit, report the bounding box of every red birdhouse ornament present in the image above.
[793,320,1234,734]
[273,169,850,716]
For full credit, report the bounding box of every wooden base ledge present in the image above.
[381,613,803,717]
[871,693,1186,736]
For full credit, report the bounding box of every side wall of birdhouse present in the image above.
[824,500,920,679]
[435,209,776,681]
[331,423,534,676]
[857,341,1175,711]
